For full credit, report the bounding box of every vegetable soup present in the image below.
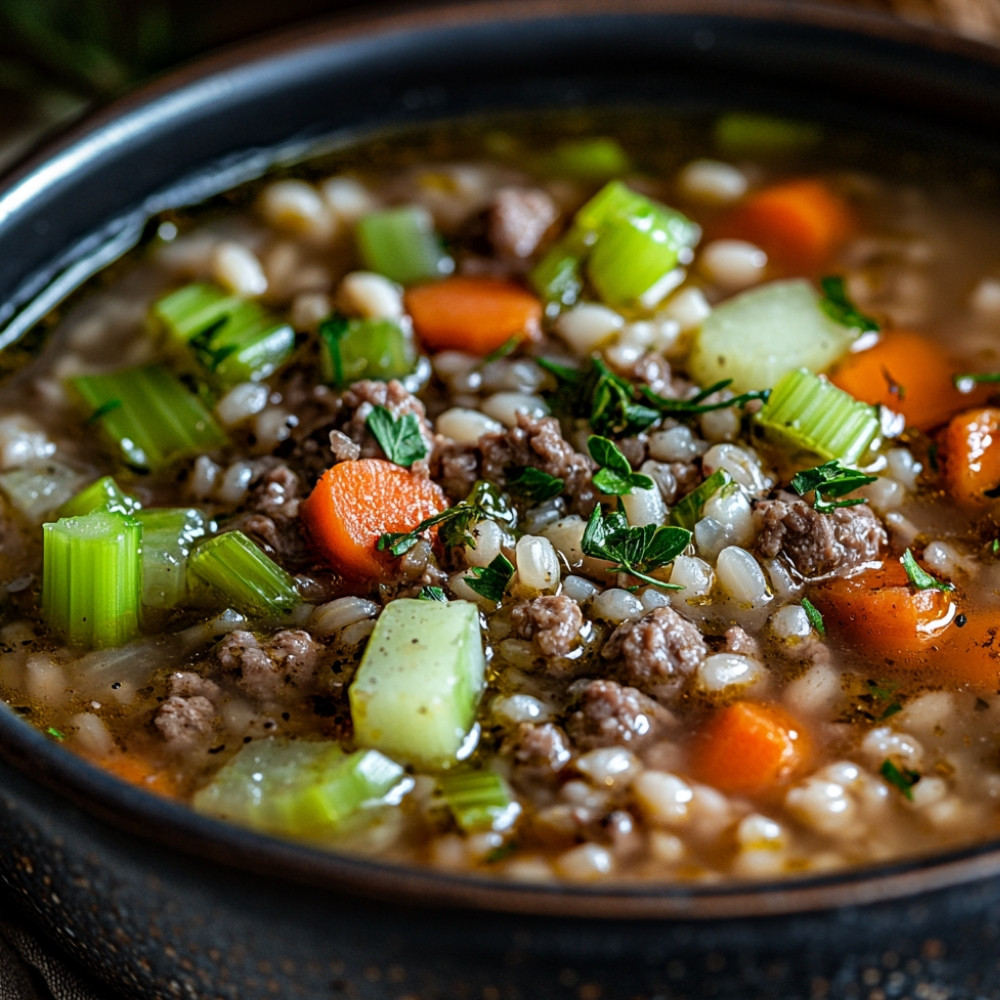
[2,113,1000,883]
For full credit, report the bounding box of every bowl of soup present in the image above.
[2,1,1000,997]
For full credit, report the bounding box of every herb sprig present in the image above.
[900,549,954,592]
[801,597,825,635]
[790,460,877,513]
[642,378,770,416]
[506,467,564,504]
[463,553,515,603]
[366,405,428,468]
[880,758,920,800]
[819,275,879,334]
[588,435,654,495]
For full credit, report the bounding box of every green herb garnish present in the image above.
[480,336,521,365]
[900,549,954,592]
[668,470,732,531]
[506,467,564,504]
[416,585,448,602]
[45,727,65,741]
[818,276,879,334]
[800,597,825,635]
[588,435,654,496]
[365,405,428,468]
[642,378,771,416]
[790,460,877,513]
[880,758,920,800]
[463,553,515,603]
[581,504,689,590]
[952,371,1000,388]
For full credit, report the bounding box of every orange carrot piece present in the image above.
[301,458,448,580]
[98,752,180,798]
[405,275,542,355]
[829,330,992,432]
[940,407,1000,508]
[688,700,810,797]
[717,178,854,272]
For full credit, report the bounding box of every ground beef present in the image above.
[432,438,480,501]
[601,606,708,699]
[502,721,573,786]
[565,679,668,750]
[247,464,303,518]
[724,625,760,659]
[479,412,596,515]
[165,671,221,702]
[215,629,325,704]
[154,695,216,752]
[510,595,584,657]
[754,492,887,579]
[237,465,308,564]
[485,186,558,260]
[337,380,434,468]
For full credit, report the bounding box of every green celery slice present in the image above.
[59,476,140,518]
[350,598,486,769]
[42,510,141,649]
[136,507,210,609]
[714,112,824,158]
[529,229,590,307]
[756,368,881,464]
[153,282,296,385]
[439,769,519,833]
[355,205,454,285]
[318,313,418,388]
[192,738,411,840]
[544,137,632,179]
[188,530,300,616]
[72,364,227,471]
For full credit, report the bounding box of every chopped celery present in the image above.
[756,368,881,464]
[136,507,210,609]
[188,530,300,617]
[439,769,519,833]
[319,313,417,388]
[713,113,824,157]
[153,283,295,385]
[0,463,85,523]
[688,279,858,393]
[669,470,732,531]
[350,599,486,769]
[544,137,631,179]
[72,365,227,471]
[59,476,140,518]
[355,205,454,285]
[192,738,411,840]
[529,229,590,307]
[42,510,141,648]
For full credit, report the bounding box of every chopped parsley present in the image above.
[900,549,954,592]
[581,504,690,589]
[189,315,237,372]
[588,435,654,496]
[642,378,770,416]
[480,335,521,365]
[416,585,447,602]
[952,371,1000,390]
[880,758,920,800]
[506,467,564,504]
[800,597,825,635]
[365,405,428,468]
[668,470,731,531]
[818,275,879,334]
[45,726,65,741]
[463,553,515,603]
[790,460,877,513]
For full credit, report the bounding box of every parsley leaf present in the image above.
[790,460,877,513]
[801,597,825,635]
[189,315,237,372]
[416,585,448,602]
[818,275,879,334]
[588,435,654,495]
[669,470,731,530]
[365,405,428,468]
[900,549,954,592]
[642,379,771,416]
[506,467,564,504]
[480,335,521,365]
[953,371,1000,390]
[581,504,690,589]
[45,726,65,741]
[318,313,349,387]
[464,553,515,603]
[880,758,920,800]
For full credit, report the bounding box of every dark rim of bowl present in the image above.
[1,0,1000,920]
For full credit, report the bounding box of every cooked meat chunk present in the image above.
[337,380,434,466]
[754,492,887,579]
[215,629,325,703]
[565,679,667,750]
[503,721,572,785]
[433,438,480,501]
[602,606,708,699]
[247,464,303,518]
[154,695,216,752]
[724,625,760,659]
[485,186,558,260]
[510,595,584,657]
[165,671,221,702]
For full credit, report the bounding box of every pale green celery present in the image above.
[318,314,417,388]
[714,112,824,157]
[136,507,210,609]
[439,769,518,833]
[59,476,140,518]
[355,205,454,285]
[544,137,631,179]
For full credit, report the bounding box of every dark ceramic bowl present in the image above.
[2,2,1000,998]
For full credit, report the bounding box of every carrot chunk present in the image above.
[940,407,1000,508]
[301,458,448,581]
[829,330,992,432]
[97,752,180,798]
[717,178,854,272]
[405,275,542,355]
[688,700,810,797]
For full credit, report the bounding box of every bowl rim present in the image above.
[3,0,1000,921]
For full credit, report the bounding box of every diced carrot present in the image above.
[717,178,854,272]
[829,330,992,432]
[98,751,180,798]
[688,700,810,797]
[405,275,542,355]
[940,407,1000,508]
[301,458,448,581]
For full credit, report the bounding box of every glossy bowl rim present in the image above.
[2,0,1000,921]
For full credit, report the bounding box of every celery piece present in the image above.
[355,205,454,285]
[688,279,858,394]
[42,510,141,649]
[192,738,411,840]
[136,507,210,609]
[439,769,519,833]
[319,313,417,388]
[188,530,300,617]
[529,230,589,307]
[350,598,486,769]
[714,112,824,158]
[59,476,140,518]
[153,282,295,385]
[574,179,649,234]
[669,470,732,531]
[756,368,881,464]
[544,137,631,179]
[72,365,228,471]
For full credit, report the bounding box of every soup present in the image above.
[1,113,1000,884]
